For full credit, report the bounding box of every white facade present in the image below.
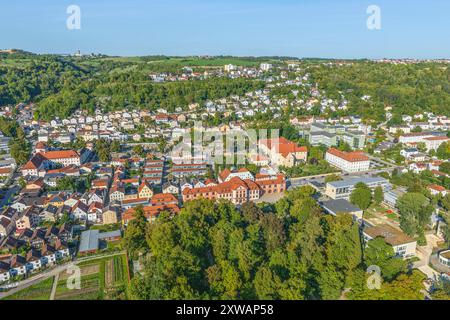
[220,170,254,183]
[325,151,370,173]
[0,270,10,283]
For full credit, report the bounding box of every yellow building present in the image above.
[138,181,154,199]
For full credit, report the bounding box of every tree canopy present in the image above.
[125,187,425,300]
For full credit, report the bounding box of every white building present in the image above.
[363,224,417,258]
[325,148,370,173]
[260,63,273,71]
[423,136,450,152]
[325,176,390,200]
[218,168,254,183]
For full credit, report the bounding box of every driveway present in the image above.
[414,233,442,280]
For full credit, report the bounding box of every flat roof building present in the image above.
[320,199,363,220]
[325,176,390,200]
[79,229,122,254]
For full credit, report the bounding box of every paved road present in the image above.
[49,272,59,300]
[0,261,75,299]
[413,234,442,281]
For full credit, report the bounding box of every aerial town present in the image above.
[0,51,449,301]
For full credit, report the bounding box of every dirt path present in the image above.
[49,274,59,300]
[59,264,99,281]
[105,259,114,288]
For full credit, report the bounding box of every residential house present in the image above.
[363,224,416,258]
[162,182,179,194]
[138,181,154,199]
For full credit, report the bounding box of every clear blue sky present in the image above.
[1,0,449,58]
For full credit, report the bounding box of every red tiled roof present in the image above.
[327,148,369,162]
[22,153,46,170]
[431,170,448,177]
[204,179,218,185]
[259,137,307,157]
[218,168,231,182]
[0,167,12,174]
[423,136,449,141]
[89,201,103,212]
[255,174,285,186]
[47,165,79,174]
[122,178,139,184]
[22,150,79,171]
[428,184,446,192]
[121,198,149,205]
[92,179,109,187]
[122,204,180,222]
[183,177,261,197]
[40,150,79,159]
[138,181,152,194]
[151,193,178,205]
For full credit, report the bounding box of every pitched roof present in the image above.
[23,150,80,171]
[41,150,79,160]
[122,204,180,222]
[428,184,446,192]
[22,153,46,170]
[423,136,450,141]
[259,137,308,157]
[183,177,261,197]
[138,181,152,194]
[364,224,415,246]
[151,193,178,205]
[0,167,12,175]
[255,174,285,186]
[327,148,369,162]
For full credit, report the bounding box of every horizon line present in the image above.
[2,49,450,61]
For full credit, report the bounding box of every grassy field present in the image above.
[162,57,262,67]
[80,56,265,68]
[1,277,54,300]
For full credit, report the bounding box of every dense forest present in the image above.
[309,62,450,121]
[124,187,427,300]
[0,53,266,120]
[0,116,31,164]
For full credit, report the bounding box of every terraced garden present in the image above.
[54,253,129,300]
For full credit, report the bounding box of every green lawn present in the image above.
[79,56,264,69]
[55,273,102,300]
[2,277,54,300]
[386,213,399,221]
